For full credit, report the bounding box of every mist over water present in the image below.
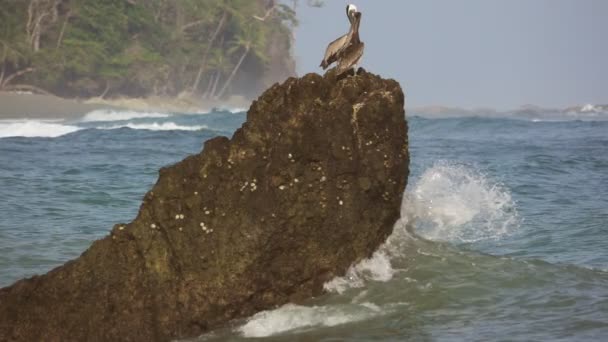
[1,109,607,340]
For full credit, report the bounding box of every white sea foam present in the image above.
[324,251,395,294]
[0,120,81,138]
[581,104,598,113]
[238,303,381,338]
[223,107,247,113]
[404,162,519,243]
[81,109,170,122]
[100,122,207,131]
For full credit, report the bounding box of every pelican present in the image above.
[320,4,365,77]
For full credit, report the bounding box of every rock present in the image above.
[0,70,409,341]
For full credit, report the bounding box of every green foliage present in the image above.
[0,0,298,98]
[0,2,30,70]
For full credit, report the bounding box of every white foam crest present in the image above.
[405,162,519,243]
[0,120,81,138]
[100,122,206,131]
[323,250,395,294]
[581,104,599,113]
[238,303,381,338]
[226,107,246,113]
[81,109,170,122]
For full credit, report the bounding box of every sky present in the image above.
[293,0,608,109]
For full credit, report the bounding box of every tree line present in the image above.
[0,0,312,100]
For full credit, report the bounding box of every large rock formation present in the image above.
[0,70,409,341]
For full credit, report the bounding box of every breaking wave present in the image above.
[100,122,207,131]
[323,250,394,294]
[81,109,170,122]
[324,162,519,294]
[404,162,519,243]
[0,119,209,138]
[238,303,385,338]
[217,107,247,114]
[0,120,81,138]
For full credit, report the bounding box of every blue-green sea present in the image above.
[1,108,607,340]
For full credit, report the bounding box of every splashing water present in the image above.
[321,162,520,295]
[237,303,383,338]
[405,162,519,243]
[323,250,394,294]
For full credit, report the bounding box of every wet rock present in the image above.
[0,70,409,341]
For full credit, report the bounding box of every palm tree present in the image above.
[0,39,32,89]
[190,8,228,93]
[204,47,230,99]
[0,4,32,89]
[216,21,267,99]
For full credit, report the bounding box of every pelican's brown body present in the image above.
[320,5,365,77]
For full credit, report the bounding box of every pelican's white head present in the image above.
[346,4,358,20]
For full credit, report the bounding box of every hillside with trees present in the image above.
[0,0,310,101]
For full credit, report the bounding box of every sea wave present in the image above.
[324,250,394,294]
[0,120,81,138]
[322,162,519,294]
[216,106,247,114]
[238,302,385,338]
[419,111,608,122]
[0,119,209,138]
[100,122,207,131]
[81,109,170,122]
[404,162,519,243]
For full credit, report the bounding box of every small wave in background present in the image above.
[0,120,81,138]
[99,122,208,131]
[3,105,608,140]
[0,108,248,139]
[412,103,608,122]
[80,109,170,122]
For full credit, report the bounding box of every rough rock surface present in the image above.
[0,70,409,341]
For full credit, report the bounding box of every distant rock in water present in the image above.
[0,70,409,341]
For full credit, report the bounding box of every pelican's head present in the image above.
[346,4,358,21]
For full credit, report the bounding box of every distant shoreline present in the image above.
[0,92,117,120]
[0,92,252,120]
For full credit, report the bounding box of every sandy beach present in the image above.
[0,92,251,120]
[0,92,121,120]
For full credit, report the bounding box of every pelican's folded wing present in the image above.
[320,33,350,69]
[336,42,365,76]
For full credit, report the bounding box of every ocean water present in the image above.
[1,108,607,340]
